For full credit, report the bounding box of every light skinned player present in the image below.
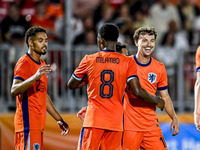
[194,45,200,131]
[122,27,179,150]
[68,23,165,150]
[11,26,69,150]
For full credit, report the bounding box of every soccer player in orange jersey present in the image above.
[11,26,69,150]
[77,27,179,150]
[68,23,165,150]
[122,27,179,150]
[194,45,200,132]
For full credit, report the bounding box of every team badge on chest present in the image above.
[148,73,157,84]
[33,143,40,150]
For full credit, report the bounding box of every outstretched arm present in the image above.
[159,89,179,136]
[46,95,69,135]
[128,78,165,109]
[194,71,200,131]
[11,64,51,96]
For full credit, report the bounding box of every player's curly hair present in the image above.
[99,23,119,42]
[25,26,47,48]
[133,27,157,42]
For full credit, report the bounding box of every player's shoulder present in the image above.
[16,54,30,66]
[151,56,165,68]
[196,45,200,55]
[40,58,46,65]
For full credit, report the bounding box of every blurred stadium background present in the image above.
[0,0,200,149]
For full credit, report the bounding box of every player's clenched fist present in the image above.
[156,97,165,110]
[57,119,70,136]
[77,107,87,121]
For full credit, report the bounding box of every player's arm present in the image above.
[46,94,69,135]
[11,64,51,96]
[194,71,200,131]
[128,78,165,109]
[159,89,179,136]
[68,74,88,89]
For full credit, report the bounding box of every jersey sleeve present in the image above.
[196,46,200,72]
[157,64,168,91]
[127,58,138,83]
[14,60,30,81]
[73,55,88,81]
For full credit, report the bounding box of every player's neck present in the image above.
[136,53,151,64]
[28,49,41,62]
[104,42,116,51]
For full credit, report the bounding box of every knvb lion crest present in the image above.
[33,143,40,150]
[148,73,157,84]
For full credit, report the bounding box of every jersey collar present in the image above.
[134,54,151,67]
[26,52,41,65]
[102,48,115,52]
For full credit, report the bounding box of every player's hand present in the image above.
[77,107,87,121]
[171,116,179,136]
[57,119,69,136]
[156,97,165,110]
[34,64,51,81]
[194,113,200,132]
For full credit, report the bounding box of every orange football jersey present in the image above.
[73,49,138,131]
[196,46,200,71]
[124,55,168,131]
[14,53,48,132]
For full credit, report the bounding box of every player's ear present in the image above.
[100,39,105,50]
[28,39,33,47]
[135,41,138,47]
[100,39,104,44]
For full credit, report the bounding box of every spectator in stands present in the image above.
[113,3,132,35]
[155,19,189,100]
[113,3,133,43]
[20,0,36,17]
[161,19,189,50]
[73,15,95,45]
[30,1,56,42]
[1,2,31,45]
[193,16,200,46]
[128,0,150,18]
[155,33,178,100]
[149,0,180,44]
[46,0,64,19]
[54,2,84,44]
[73,0,101,19]
[55,14,84,44]
[132,11,151,31]
[83,29,96,45]
[93,0,111,26]
[177,0,200,46]
[96,5,114,33]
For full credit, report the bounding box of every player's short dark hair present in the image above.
[98,23,119,42]
[133,27,157,42]
[116,42,127,53]
[25,26,47,48]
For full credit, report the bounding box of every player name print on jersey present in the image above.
[148,73,157,84]
[96,57,120,64]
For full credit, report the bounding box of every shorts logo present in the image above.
[33,143,40,150]
[148,73,157,84]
